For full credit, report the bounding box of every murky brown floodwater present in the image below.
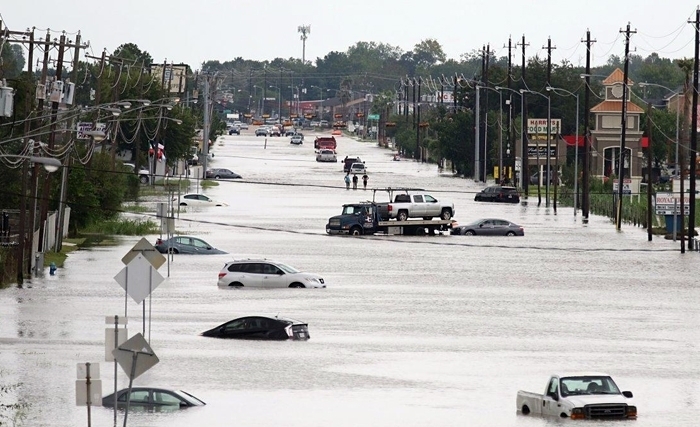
[1,130,698,427]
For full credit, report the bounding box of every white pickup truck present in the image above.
[378,192,454,221]
[516,373,637,420]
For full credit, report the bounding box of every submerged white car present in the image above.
[217,259,327,288]
[174,193,227,207]
[316,149,337,162]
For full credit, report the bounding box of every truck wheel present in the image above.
[349,227,363,236]
[521,405,530,415]
[440,209,452,220]
[414,227,425,236]
[139,175,149,184]
[397,211,409,221]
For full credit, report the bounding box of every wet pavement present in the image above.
[1,129,698,427]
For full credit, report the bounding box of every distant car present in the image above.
[206,168,242,179]
[349,162,366,174]
[255,128,268,137]
[228,126,240,135]
[123,162,150,184]
[474,185,520,203]
[174,193,227,206]
[154,236,227,254]
[451,218,524,236]
[320,120,329,127]
[310,121,320,127]
[285,129,296,137]
[217,259,327,288]
[290,135,303,145]
[201,315,310,340]
[102,387,206,408]
[269,127,281,137]
[316,149,337,162]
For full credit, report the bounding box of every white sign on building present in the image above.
[527,118,561,135]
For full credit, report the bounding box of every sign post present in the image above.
[112,333,159,427]
[75,362,102,427]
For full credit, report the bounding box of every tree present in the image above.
[0,44,25,79]
[112,43,153,67]
[412,39,446,68]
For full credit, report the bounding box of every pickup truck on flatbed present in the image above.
[517,373,637,420]
[374,188,454,221]
[326,201,452,236]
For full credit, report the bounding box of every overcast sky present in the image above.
[2,1,698,71]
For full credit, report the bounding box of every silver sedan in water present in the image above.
[451,218,524,236]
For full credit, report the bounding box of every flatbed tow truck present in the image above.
[325,188,453,236]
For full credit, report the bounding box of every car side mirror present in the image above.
[479,224,484,228]
[622,391,633,398]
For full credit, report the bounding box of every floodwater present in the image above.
[1,130,699,427]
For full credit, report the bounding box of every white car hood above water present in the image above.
[565,394,632,407]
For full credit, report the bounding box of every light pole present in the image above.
[1,152,62,285]
[547,85,580,216]
[521,89,552,207]
[269,85,281,122]
[639,82,681,241]
[496,86,523,187]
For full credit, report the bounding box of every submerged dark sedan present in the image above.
[102,387,205,409]
[154,236,227,254]
[451,218,524,236]
[201,316,310,340]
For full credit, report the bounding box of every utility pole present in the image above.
[581,30,596,221]
[412,77,416,130]
[543,37,556,207]
[38,33,66,255]
[263,67,267,117]
[417,77,422,162]
[202,75,211,177]
[518,35,530,195]
[481,44,490,182]
[616,23,636,230]
[506,36,513,184]
[687,8,699,250]
[453,73,457,111]
[646,100,653,241]
[405,77,409,122]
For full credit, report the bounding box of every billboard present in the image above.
[527,118,561,135]
[150,64,188,94]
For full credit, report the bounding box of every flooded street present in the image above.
[1,130,699,427]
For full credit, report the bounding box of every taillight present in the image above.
[155,238,163,245]
[218,272,226,279]
[388,205,393,211]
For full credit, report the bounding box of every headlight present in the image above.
[626,406,637,417]
[304,277,319,282]
[570,408,585,419]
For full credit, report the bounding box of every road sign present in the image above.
[121,237,166,269]
[367,114,380,120]
[75,362,102,406]
[114,254,165,304]
[112,333,159,380]
[76,379,102,406]
[612,179,632,195]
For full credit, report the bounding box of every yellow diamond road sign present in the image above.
[121,237,166,269]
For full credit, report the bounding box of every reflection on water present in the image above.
[0,132,698,427]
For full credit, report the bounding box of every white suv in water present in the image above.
[217,259,327,288]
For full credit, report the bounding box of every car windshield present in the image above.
[560,376,621,396]
[275,263,300,274]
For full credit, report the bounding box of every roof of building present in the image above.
[602,68,634,85]
[591,100,644,113]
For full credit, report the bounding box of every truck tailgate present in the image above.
[516,391,544,415]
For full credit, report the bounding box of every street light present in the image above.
[496,86,524,188]
[638,82,681,241]
[547,85,580,216]
[521,89,552,207]
[0,151,62,284]
[269,85,281,122]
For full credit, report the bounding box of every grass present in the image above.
[81,218,159,235]
[122,204,152,214]
[201,180,219,188]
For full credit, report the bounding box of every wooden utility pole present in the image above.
[687,8,699,250]
[615,23,636,231]
[543,37,556,208]
[646,101,653,241]
[581,30,596,221]
[518,35,529,194]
